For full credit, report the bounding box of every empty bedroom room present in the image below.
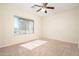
[0,3,79,56]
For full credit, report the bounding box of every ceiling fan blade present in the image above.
[32,5,42,8]
[34,5,42,7]
[46,7,55,9]
[43,3,48,7]
[45,10,47,13]
[37,8,42,12]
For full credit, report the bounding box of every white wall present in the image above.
[42,7,79,44]
[0,14,2,43]
[0,4,42,48]
[77,7,79,47]
[0,7,4,45]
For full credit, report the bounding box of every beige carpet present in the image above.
[0,39,79,56]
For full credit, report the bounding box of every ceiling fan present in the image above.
[32,3,55,13]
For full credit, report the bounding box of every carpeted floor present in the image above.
[0,39,79,56]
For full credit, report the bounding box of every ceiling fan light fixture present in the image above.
[41,8,46,11]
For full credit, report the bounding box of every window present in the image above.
[14,16,34,34]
